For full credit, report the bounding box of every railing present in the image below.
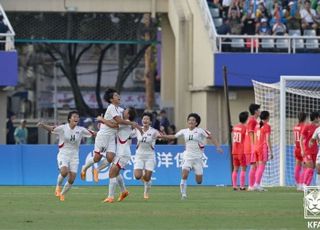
[0,3,15,51]
[215,34,320,53]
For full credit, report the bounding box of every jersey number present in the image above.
[70,135,76,142]
[142,137,147,143]
[188,135,193,140]
[294,131,300,142]
[232,132,242,143]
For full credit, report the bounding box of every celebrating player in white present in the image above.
[162,113,223,199]
[134,112,162,200]
[103,107,137,203]
[37,111,95,201]
[81,88,139,182]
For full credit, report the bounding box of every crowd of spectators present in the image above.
[207,0,320,36]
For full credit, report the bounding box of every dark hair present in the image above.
[187,113,201,127]
[239,111,249,123]
[142,112,153,121]
[249,103,260,115]
[310,111,320,122]
[297,112,307,123]
[126,107,137,121]
[67,111,79,123]
[103,88,117,103]
[259,110,270,128]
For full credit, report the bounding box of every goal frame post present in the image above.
[279,75,320,186]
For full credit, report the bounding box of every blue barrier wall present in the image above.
[0,51,18,86]
[0,145,231,186]
[214,53,320,87]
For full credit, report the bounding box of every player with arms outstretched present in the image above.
[162,113,223,199]
[38,111,95,201]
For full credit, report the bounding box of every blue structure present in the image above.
[0,51,18,86]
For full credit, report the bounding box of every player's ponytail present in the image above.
[259,111,270,128]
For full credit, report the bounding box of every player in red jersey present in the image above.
[232,111,249,191]
[253,111,273,191]
[293,112,307,191]
[244,104,261,191]
[300,111,320,186]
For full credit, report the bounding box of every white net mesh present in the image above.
[253,78,320,186]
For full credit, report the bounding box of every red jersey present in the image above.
[232,123,246,155]
[255,122,271,154]
[301,123,318,155]
[293,123,305,154]
[244,116,258,154]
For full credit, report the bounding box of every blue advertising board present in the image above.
[0,144,231,186]
[214,53,320,87]
[0,51,18,86]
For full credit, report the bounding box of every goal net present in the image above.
[253,76,320,186]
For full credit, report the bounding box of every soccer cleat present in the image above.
[233,187,239,191]
[181,194,187,200]
[80,168,86,181]
[117,191,129,202]
[247,186,256,191]
[255,185,267,192]
[240,187,246,191]
[55,186,61,197]
[143,193,149,200]
[103,197,114,203]
[93,169,99,183]
[59,194,65,201]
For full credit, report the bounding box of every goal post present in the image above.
[253,76,320,186]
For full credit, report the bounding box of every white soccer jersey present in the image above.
[135,127,160,159]
[312,127,320,141]
[175,127,210,159]
[52,124,93,158]
[99,104,123,135]
[117,124,136,157]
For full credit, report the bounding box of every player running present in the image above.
[37,111,95,201]
[162,113,223,200]
[231,111,249,191]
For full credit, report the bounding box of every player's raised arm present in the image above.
[206,130,223,153]
[96,115,119,129]
[37,122,55,132]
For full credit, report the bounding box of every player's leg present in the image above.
[295,158,303,190]
[60,159,78,201]
[180,159,192,199]
[304,155,315,186]
[232,155,240,190]
[103,163,120,203]
[315,154,320,186]
[254,146,268,191]
[248,151,257,191]
[56,154,68,197]
[239,154,247,190]
[116,156,131,202]
[134,158,144,180]
[143,159,155,200]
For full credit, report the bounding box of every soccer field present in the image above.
[0,186,305,230]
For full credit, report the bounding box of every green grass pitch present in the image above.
[0,186,307,230]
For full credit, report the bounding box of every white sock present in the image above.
[57,174,64,187]
[108,177,117,198]
[82,157,95,172]
[98,158,110,171]
[180,179,187,195]
[61,182,72,195]
[144,181,152,194]
[116,174,126,193]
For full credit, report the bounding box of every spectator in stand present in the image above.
[317,1,320,15]
[300,0,319,30]
[212,0,224,18]
[272,20,288,35]
[151,111,160,131]
[229,8,244,34]
[284,1,302,31]
[160,109,170,132]
[256,17,272,35]
[6,112,15,144]
[223,0,233,18]
[270,2,286,27]
[256,1,271,23]
[241,3,256,35]
[14,119,28,144]
[0,15,9,50]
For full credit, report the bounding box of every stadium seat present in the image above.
[210,8,220,18]
[261,38,274,49]
[213,18,223,28]
[291,38,304,49]
[288,29,301,36]
[305,39,319,49]
[231,38,245,48]
[275,38,289,49]
[303,29,316,36]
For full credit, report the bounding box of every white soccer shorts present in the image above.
[57,153,79,173]
[181,158,203,175]
[113,155,131,169]
[134,157,156,171]
[94,133,116,157]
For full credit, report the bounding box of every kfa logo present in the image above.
[304,186,320,219]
